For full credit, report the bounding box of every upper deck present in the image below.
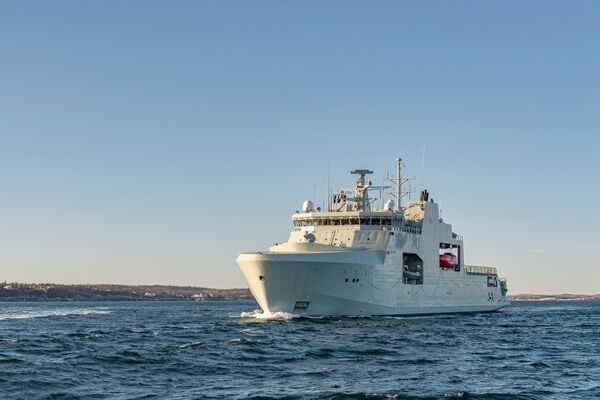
[286,162,465,247]
[293,211,401,227]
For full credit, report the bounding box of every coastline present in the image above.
[509,293,600,301]
[0,282,252,302]
[1,282,598,302]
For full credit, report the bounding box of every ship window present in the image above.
[383,218,392,225]
[372,218,381,225]
[341,219,349,225]
[360,218,370,225]
[350,218,359,225]
[332,219,340,225]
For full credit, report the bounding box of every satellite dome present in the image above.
[302,200,314,213]
[384,199,395,211]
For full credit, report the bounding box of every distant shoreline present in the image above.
[509,293,600,301]
[0,282,598,302]
[0,282,253,302]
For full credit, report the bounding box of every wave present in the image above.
[227,337,256,344]
[0,308,110,321]
[239,309,299,320]
[240,391,525,400]
[177,341,203,349]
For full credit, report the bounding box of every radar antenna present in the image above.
[349,169,373,211]
[350,169,373,188]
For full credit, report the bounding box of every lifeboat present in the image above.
[439,252,458,269]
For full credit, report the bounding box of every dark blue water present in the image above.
[1,300,599,399]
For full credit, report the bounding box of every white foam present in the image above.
[239,309,299,320]
[227,337,254,344]
[0,308,110,321]
[177,341,202,349]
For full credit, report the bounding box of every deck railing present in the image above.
[452,233,463,241]
[464,265,497,276]
[400,226,422,234]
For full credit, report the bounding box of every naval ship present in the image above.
[237,159,509,316]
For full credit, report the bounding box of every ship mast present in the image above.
[396,157,402,211]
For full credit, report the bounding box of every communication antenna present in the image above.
[396,157,402,210]
[388,157,415,210]
[381,175,386,209]
[327,161,331,212]
[421,144,426,192]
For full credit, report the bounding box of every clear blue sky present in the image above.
[1,1,598,293]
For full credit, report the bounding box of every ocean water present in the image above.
[0,301,598,400]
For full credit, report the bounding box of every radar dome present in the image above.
[302,200,314,213]
[384,199,395,211]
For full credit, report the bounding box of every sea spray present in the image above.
[239,309,299,320]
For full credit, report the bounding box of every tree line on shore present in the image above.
[0,282,253,301]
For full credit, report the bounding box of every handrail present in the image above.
[400,226,422,234]
[464,265,497,276]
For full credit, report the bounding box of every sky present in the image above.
[0,1,598,293]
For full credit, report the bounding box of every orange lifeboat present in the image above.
[439,253,458,269]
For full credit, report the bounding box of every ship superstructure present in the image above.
[237,159,509,316]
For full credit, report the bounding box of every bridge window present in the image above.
[295,217,365,227]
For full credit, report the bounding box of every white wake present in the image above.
[239,309,299,320]
[0,308,110,321]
